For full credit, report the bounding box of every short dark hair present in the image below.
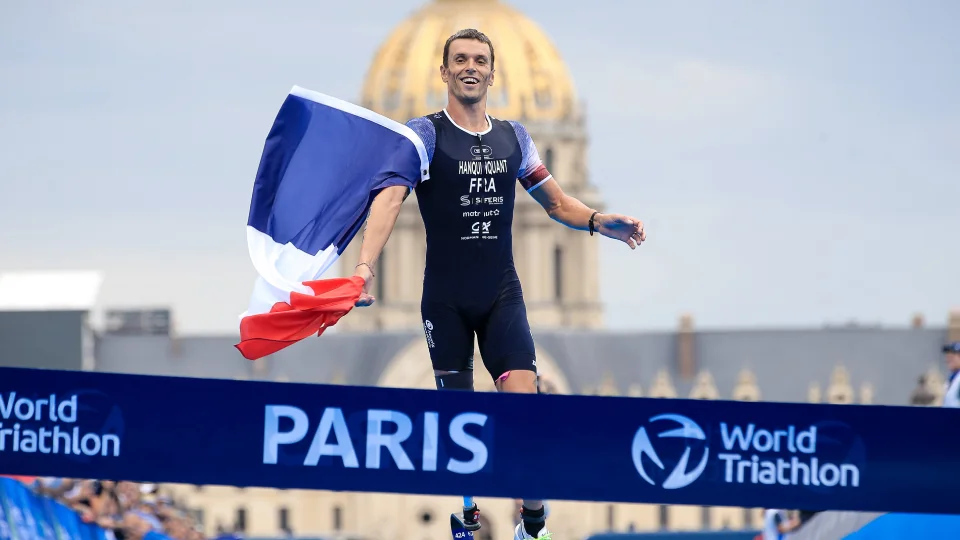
[443,28,495,68]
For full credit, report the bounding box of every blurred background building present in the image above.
[1,0,958,539]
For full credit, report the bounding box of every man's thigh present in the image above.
[476,292,537,382]
[420,300,475,373]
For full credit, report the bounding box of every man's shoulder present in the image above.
[495,117,530,143]
[404,114,439,139]
[488,115,523,130]
[402,114,439,161]
[405,114,438,132]
[405,111,444,128]
[495,118,537,153]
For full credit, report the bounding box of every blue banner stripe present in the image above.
[843,513,960,539]
[0,366,958,515]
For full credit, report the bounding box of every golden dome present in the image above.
[360,0,578,123]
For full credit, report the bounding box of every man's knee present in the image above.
[434,370,474,391]
[495,369,538,393]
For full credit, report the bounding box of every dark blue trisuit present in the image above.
[404,109,554,384]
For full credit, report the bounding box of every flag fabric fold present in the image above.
[236,85,430,360]
[236,276,364,360]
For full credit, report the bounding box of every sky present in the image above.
[1,0,958,336]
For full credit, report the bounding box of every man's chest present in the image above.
[428,128,521,190]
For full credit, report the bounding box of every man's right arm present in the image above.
[353,185,408,306]
[354,115,436,306]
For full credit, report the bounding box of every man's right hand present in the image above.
[354,263,376,307]
[351,185,408,308]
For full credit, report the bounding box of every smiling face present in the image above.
[441,32,495,106]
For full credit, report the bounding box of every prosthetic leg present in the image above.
[435,370,483,537]
[450,496,482,537]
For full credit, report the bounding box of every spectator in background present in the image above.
[212,523,242,540]
[910,374,937,406]
[760,508,800,540]
[942,341,960,408]
[28,478,205,540]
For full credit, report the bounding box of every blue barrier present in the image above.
[843,513,960,539]
[0,476,173,540]
[586,533,758,540]
[1,366,959,515]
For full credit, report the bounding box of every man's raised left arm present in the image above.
[511,120,646,249]
[529,179,647,249]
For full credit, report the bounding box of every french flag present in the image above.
[235,86,430,360]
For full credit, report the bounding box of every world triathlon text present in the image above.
[0,392,121,457]
[716,422,860,488]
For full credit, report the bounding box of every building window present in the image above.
[333,506,342,531]
[234,507,247,533]
[553,246,563,301]
[743,508,754,528]
[606,505,614,530]
[278,506,289,533]
[658,505,668,530]
[544,148,554,172]
[701,506,711,529]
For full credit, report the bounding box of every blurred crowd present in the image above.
[28,478,205,540]
[757,509,820,540]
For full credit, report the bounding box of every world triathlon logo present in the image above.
[631,414,709,489]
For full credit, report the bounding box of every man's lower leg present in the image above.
[460,496,481,531]
[520,500,546,536]
[435,369,474,390]
[436,369,481,531]
[496,369,549,536]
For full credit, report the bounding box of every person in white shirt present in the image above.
[761,508,800,540]
[942,342,960,408]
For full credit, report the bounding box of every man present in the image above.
[350,28,646,540]
[760,508,801,540]
[942,341,960,408]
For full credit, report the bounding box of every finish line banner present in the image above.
[1,367,958,515]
